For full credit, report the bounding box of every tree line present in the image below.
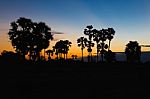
[0,17,142,63]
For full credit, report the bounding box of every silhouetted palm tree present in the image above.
[53,46,59,60]
[125,41,141,63]
[86,40,95,62]
[84,25,94,62]
[77,37,87,61]
[84,25,94,41]
[99,29,109,62]
[63,40,72,59]
[107,28,115,50]
[53,40,72,60]
[71,55,78,60]
[46,49,54,61]
[93,29,101,62]
[53,40,63,59]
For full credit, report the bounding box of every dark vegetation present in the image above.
[3,17,150,98]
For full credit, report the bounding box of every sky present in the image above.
[0,0,150,58]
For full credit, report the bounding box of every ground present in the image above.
[6,62,150,99]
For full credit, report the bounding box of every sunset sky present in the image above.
[0,0,150,58]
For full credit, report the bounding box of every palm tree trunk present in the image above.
[88,52,90,62]
[64,53,65,59]
[58,53,60,59]
[37,52,40,61]
[57,54,58,60]
[59,53,61,59]
[81,48,84,62]
[97,43,98,62]
[44,49,46,59]
[60,53,62,59]
[108,40,111,50]
[39,51,41,59]
[101,42,104,62]
[22,53,26,60]
[66,53,68,60]
[29,51,32,60]
[101,49,104,62]
[48,54,50,61]
[91,53,92,62]
[89,52,92,62]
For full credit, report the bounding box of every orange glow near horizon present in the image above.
[1,30,150,58]
[1,27,150,58]
[0,32,14,53]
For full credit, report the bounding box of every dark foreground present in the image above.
[6,61,150,99]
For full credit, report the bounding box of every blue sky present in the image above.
[0,0,150,53]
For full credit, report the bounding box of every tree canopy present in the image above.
[8,17,53,60]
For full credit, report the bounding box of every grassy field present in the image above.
[6,62,150,98]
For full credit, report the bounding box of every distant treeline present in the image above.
[0,17,146,64]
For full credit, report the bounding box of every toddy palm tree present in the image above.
[99,29,109,62]
[77,37,87,61]
[46,49,54,61]
[84,25,94,41]
[93,29,101,62]
[86,40,94,62]
[84,25,94,62]
[61,40,72,59]
[53,40,63,59]
[71,55,78,60]
[107,28,115,50]
[53,46,58,60]
[53,40,72,60]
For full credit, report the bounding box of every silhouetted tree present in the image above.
[8,18,32,59]
[107,28,115,50]
[93,29,101,62]
[99,29,109,62]
[125,41,141,63]
[104,50,116,62]
[86,40,94,62]
[53,40,72,60]
[63,40,72,59]
[53,45,58,60]
[31,22,53,60]
[1,50,22,64]
[46,49,54,61]
[8,17,53,61]
[53,40,63,59]
[71,55,78,60]
[84,25,94,62]
[77,37,87,61]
